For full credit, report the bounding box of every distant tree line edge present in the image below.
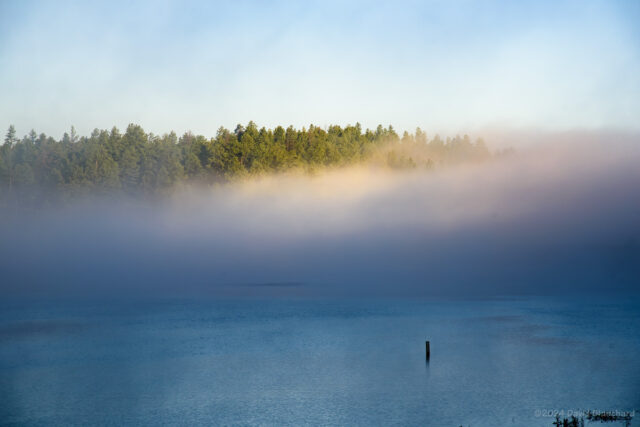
[0,122,511,205]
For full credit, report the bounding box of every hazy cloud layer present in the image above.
[1,1,639,136]
[1,132,639,298]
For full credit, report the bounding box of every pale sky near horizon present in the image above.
[1,0,639,139]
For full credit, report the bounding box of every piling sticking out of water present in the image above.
[426,341,430,360]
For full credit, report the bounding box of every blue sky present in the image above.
[1,0,639,138]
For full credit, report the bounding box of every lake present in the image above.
[1,296,638,426]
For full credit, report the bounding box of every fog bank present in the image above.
[1,132,639,297]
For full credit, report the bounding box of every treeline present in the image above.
[0,122,493,203]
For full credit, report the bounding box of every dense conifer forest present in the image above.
[0,122,496,204]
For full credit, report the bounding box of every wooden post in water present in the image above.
[425,340,430,360]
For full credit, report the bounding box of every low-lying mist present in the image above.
[1,131,639,298]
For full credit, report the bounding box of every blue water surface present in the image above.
[1,296,639,426]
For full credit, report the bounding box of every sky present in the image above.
[1,0,639,139]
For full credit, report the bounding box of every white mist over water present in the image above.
[1,132,639,297]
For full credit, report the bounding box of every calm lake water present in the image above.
[1,296,639,426]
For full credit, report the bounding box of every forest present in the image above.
[0,122,495,204]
